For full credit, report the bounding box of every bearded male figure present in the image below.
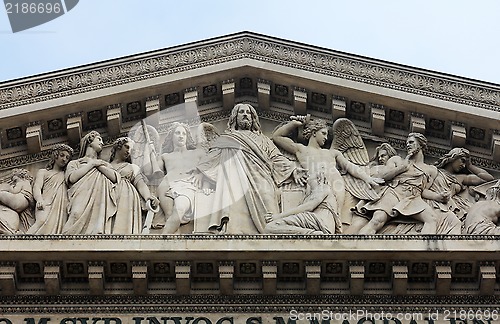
[194,103,307,234]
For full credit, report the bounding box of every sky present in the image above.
[0,0,499,84]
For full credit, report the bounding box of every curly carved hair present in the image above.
[227,103,261,133]
[46,144,74,170]
[407,132,428,152]
[434,147,469,169]
[162,122,196,153]
[11,168,33,184]
[79,131,102,158]
[110,137,133,163]
[370,143,397,163]
[302,119,328,141]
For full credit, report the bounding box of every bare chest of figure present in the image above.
[296,147,339,177]
[164,150,202,179]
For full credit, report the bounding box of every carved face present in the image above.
[90,135,103,153]
[313,127,328,147]
[450,156,466,172]
[378,149,390,165]
[55,150,71,168]
[406,136,421,156]
[118,140,134,160]
[173,126,187,148]
[236,105,252,130]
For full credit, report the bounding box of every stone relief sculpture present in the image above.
[62,131,119,235]
[464,180,500,234]
[357,133,441,234]
[328,119,387,229]
[367,143,399,179]
[157,123,210,234]
[269,116,382,234]
[429,148,494,221]
[0,168,34,234]
[345,143,398,234]
[27,144,73,235]
[0,103,498,236]
[129,121,163,181]
[264,170,337,235]
[109,137,159,234]
[193,103,308,234]
[348,141,462,235]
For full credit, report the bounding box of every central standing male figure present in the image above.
[194,104,307,234]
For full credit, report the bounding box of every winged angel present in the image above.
[333,120,461,235]
[130,121,219,233]
[268,116,383,234]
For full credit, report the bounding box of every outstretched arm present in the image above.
[335,152,383,187]
[377,156,409,181]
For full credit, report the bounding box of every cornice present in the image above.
[1,234,500,241]
[0,295,498,314]
[1,32,499,112]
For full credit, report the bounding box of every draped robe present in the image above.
[62,159,118,234]
[197,130,296,234]
[28,171,68,234]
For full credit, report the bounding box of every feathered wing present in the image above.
[129,121,161,174]
[331,118,369,166]
[330,118,379,201]
[197,122,220,151]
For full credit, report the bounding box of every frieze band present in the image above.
[1,33,499,111]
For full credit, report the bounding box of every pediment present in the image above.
[0,32,499,167]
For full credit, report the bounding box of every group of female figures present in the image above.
[0,131,159,235]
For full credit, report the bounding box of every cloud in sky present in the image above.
[1,0,499,84]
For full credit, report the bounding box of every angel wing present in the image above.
[330,118,379,201]
[330,118,369,165]
[196,122,220,151]
[129,121,161,177]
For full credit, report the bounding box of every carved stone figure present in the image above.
[358,133,440,234]
[345,143,398,234]
[349,141,461,235]
[264,171,337,234]
[28,144,73,234]
[194,104,307,234]
[271,116,382,234]
[428,148,494,221]
[367,143,399,178]
[0,168,34,234]
[62,131,119,235]
[465,180,500,235]
[155,123,208,234]
[328,118,386,228]
[129,120,163,180]
[109,137,159,234]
